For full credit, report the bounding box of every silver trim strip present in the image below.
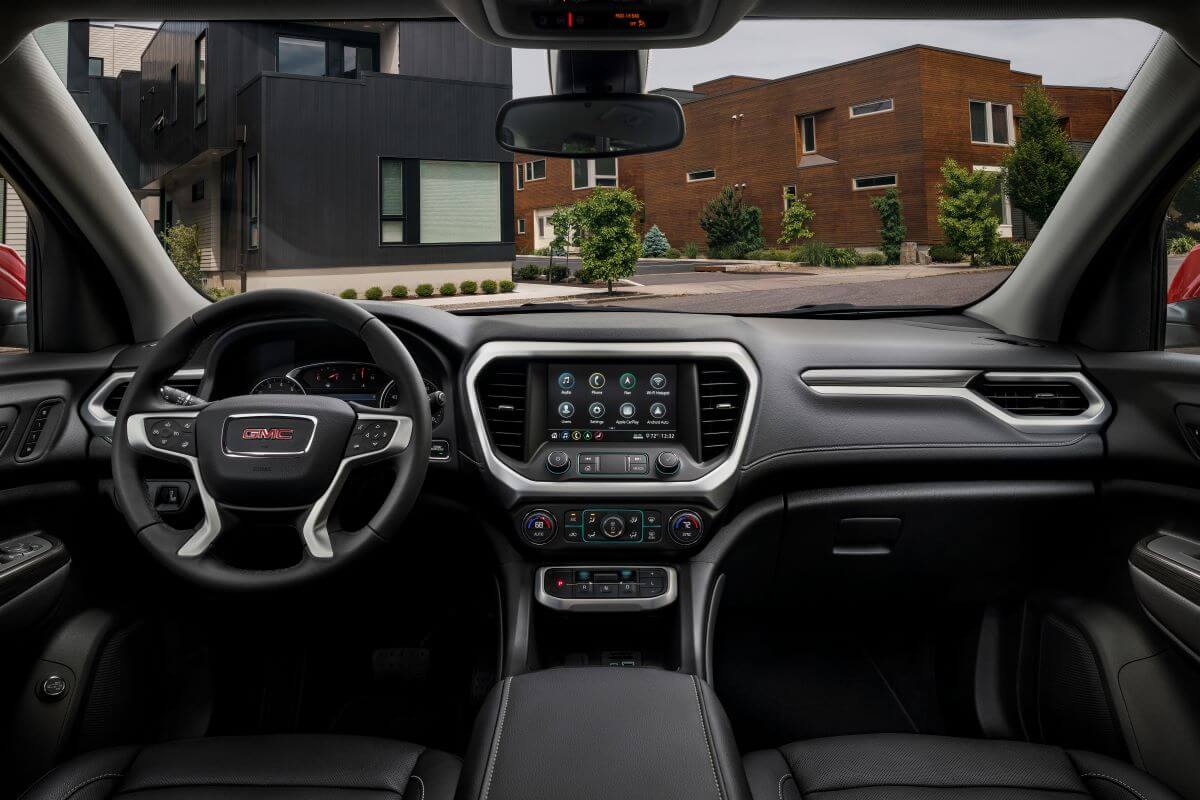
[534,566,678,612]
[84,369,206,439]
[221,413,319,457]
[463,341,759,497]
[800,369,1110,434]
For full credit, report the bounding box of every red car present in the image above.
[0,243,26,302]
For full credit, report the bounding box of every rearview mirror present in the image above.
[495,93,684,158]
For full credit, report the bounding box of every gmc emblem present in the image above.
[241,427,295,441]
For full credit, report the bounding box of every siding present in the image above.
[89,24,156,77]
[2,181,28,260]
[32,23,70,85]
[395,19,511,85]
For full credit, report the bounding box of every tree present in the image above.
[642,224,671,257]
[571,187,642,293]
[778,193,815,245]
[547,205,575,280]
[937,158,999,265]
[870,188,907,264]
[1001,83,1080,226]
[160,222,203,288]
[699,185,763,258]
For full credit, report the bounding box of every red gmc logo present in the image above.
[241,427,295,441]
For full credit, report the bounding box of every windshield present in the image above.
[24,17,1158,314]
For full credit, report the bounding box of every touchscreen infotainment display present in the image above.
[547,364,676,443]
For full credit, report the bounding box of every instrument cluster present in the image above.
[250,361,443,423]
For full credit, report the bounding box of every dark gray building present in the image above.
[77,19,516,292]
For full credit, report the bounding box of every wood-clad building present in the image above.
[513,45,1123,254]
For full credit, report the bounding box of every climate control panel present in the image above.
[518,505,706,550]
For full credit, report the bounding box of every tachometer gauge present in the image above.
[251,376,305,395]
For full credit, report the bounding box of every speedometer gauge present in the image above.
[251,376,305,395]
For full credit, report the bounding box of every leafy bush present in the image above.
[929,244,962,263]
[459,280,478,294]
[778,193,816,245]
[532,246,551,256]
[339,288,358,299]
[391,284,408,298]
[1002,84,1080,226]
[665,246,682,258]
[161,223,203,288]
[515,263,543,280]
[1168,235,1197,255]
[439,282,458,296]
[699,185,763,259]
[544,264,568,282]
[799,240,830,266]
[857,251,888,266]
[572,187,642,292]
[499,279,515,293]
[745,248,802,262]
[206,286,236,301]
[364,286,383,300]
[870,188,907,264]
[937,158,999,265]
[481,279,498,294]
[824,248,860,268]
[990,239,1031,266]
[682,241,700,259]
[642,224,671,257]
[415,283,434,297]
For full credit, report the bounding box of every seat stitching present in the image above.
[57,771,124,800]
[778,773,795,800]
[1080,772,1149,800]
[408,774,425,800]
[479,676,512,800]
[691,675,724,800]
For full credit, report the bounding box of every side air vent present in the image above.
[973,379,1088,416]
[697,360,748,460]
[477,359,528,461]
[102,375,204,416]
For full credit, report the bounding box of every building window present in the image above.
[800,115,817,154]
[853,173,898,190]
[850,98,893,117]
[343,44,374,76]
[516,163,524,190]
[380,158,404,244]
[517,217,526,234]
[246,155,260,250]
[195,31,207,126]
[783,184,797,209]
[419,161,501,243]
[169,65,179,123]
[687,169,717,182]
[277,36,327,77]
[88,57,104,77]
[973,165,1013,237]
[524,160,546,181]
[970,100,1013,145]
[192,180,205,202]
[572,158,618,190]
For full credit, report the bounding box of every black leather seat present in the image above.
[18,734,460,800]
[744,733,1182,800]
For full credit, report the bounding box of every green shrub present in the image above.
[532,246,551,256]
[665,246,682,258]
[1168,235,1197,255]
[745,248,802,262]
[929,244,962,263]
[415,283,434,297]
[778,193,816,245]
[799,240,830,266]
[481,279,498,294]
[573,187,642,292]
[499,279,515,293]
[339,288,358,299]
[642,224,671,257]
[545,264,568,281]
[699,185,763,258]
[857,251,888,266]
[459,280,478,294]
[391,284,408,298]
[160,222,203,288]
[990,239,1031,266]
[364,286,383,300]
[824,248,859,268]
[937,158,999,265]
[206,286,236,301]
[515,263,543,280]
[870,188,907,264]
[439,282,457,296]
[682,241,700,259]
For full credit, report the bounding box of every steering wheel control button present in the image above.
[37,675,68,702]
[429,439,450,460]
[545,450,570,474]
[669,510,704,546]
[655,451,681,476]
[345,419,397,456]
[146,418,197,455]
[521,509,557,545]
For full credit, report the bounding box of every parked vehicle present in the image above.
[0,243,25,301]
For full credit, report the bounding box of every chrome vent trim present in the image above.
[82,369,206,439]
[800,369,1109,434]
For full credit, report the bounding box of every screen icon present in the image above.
[571,430,582,441]
[558,401,575,418]
[588,372,606,389]
[619,372,637,390]
[650,402,667,419]
[558,372,576,389]
[620,402,636,419]
[588,401,606,419]
[650,372,667,390]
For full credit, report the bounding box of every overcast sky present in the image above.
[512,18,1161,98]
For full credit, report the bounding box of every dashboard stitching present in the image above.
[741,434,1090,469]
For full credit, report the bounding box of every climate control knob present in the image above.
[655,451,681,476]
[521,510,557,546]
[668,510,703,546]
[601,514,625,539]
[545,450,570,474]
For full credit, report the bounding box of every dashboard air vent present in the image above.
[973,379,1088,416]
[697,360,747,460]
[102,375,203,416]
[478,360,528,461]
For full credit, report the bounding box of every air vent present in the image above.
[973,379,1088,416]
[477,360,528,461]
[697,360,747,460]
[102,376,203,416]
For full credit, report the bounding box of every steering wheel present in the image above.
[111,289,432,591]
